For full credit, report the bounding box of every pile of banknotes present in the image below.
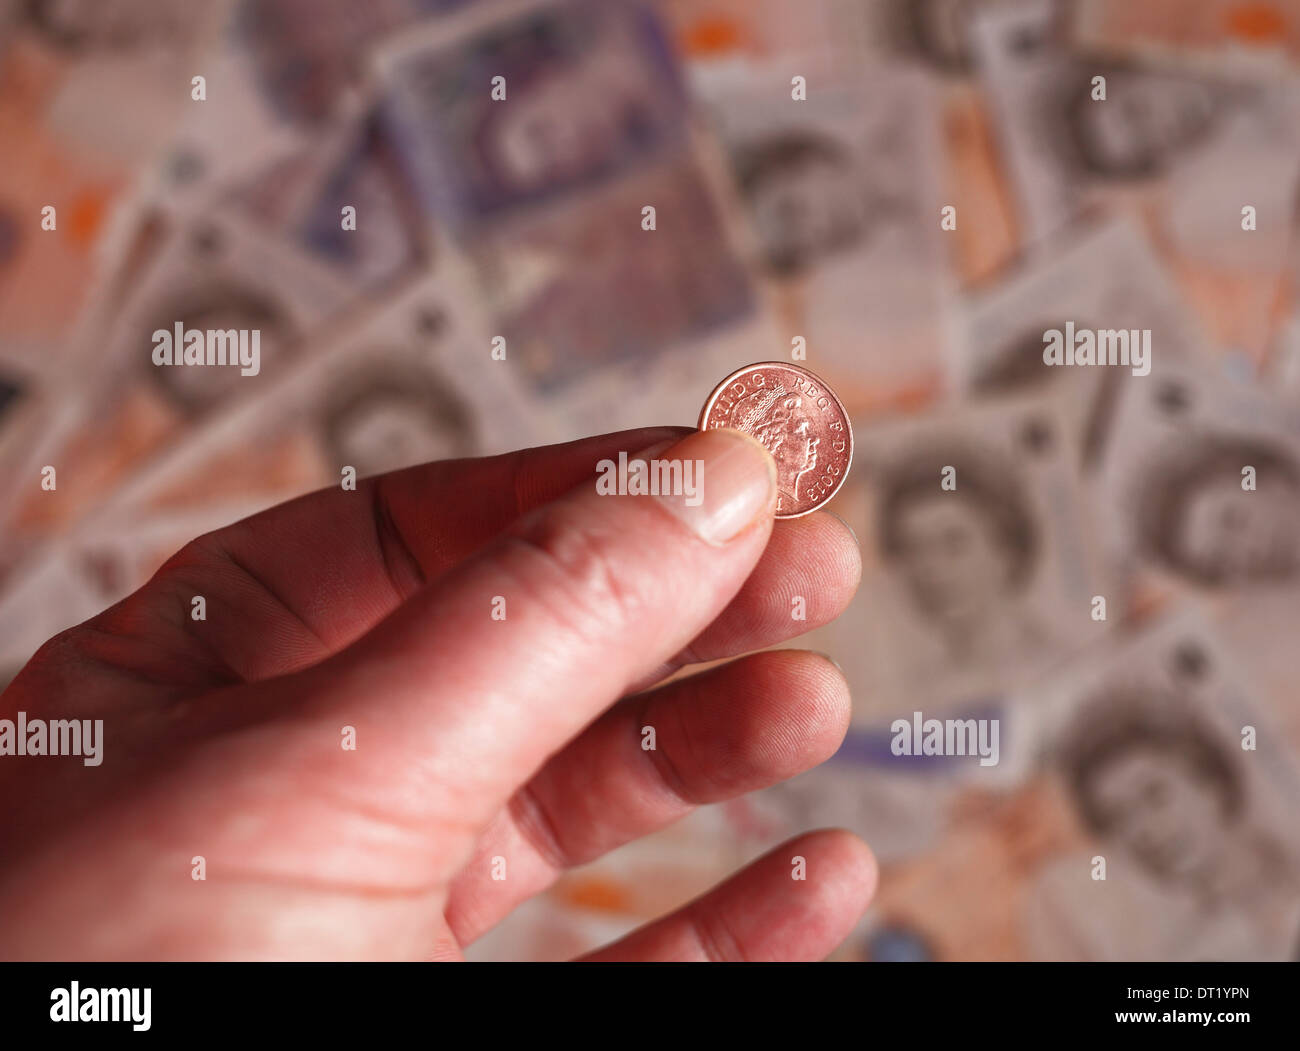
[4,0,1300,960]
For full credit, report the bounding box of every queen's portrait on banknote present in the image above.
[320,362,474,478]
[1027,618,1300,961]
[876,442,1046,669]
[1134,434,1300,588]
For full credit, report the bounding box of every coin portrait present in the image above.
[698,362,852,518]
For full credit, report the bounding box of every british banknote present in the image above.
[0,208,353,549]
[951,217,1213,469]
[1094,357,1300,602]
[693,61,950,415]
[1074,0,1300,73]
[827,610,1300,961]
[973,0,1300,361]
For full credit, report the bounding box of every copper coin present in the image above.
[697,361,853,518]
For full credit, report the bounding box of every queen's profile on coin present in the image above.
[726,382,820,509]
[698,362,853,518]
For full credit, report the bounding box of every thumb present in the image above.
[215,427,779,828]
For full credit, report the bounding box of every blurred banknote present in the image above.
[952,217,1211,467]
[1074,0,1300,71]
[694,61,948,414]
[974,0,1300,360]
[840,612,1300,960]
[374,0,778,433]
[1094,357,1300,602]
[0,210,352,546]
[809,394,1108,726]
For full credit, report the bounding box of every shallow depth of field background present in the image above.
[3,0,1300,960]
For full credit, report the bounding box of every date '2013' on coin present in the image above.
[697,362,853,519]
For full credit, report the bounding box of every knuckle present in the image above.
[640,697,701,804]
[22,625,88,676]
[507,781,572,871]
[159,533,221,577]
[690,906,748,963]
[9,624,108,703]
[502,503,644,643]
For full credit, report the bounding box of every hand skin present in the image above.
[0,425,874,960]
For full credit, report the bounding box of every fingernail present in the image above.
[650,428,777,544]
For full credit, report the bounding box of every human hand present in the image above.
[0,426,873,960]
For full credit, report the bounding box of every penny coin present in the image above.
[697,361,853,518]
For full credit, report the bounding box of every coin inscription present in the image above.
[697,362,853,518]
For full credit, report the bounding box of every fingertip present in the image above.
[787,828,879,927]
[653,649,850,792]
[823,509,860,550]
[803,650,853,756]
[733,649,854,776]
[821,510,863,594]
[815,828,879,906]
[762,650,852,766]
[744,828,879,960]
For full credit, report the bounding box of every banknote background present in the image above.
[3,0,1300,961]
